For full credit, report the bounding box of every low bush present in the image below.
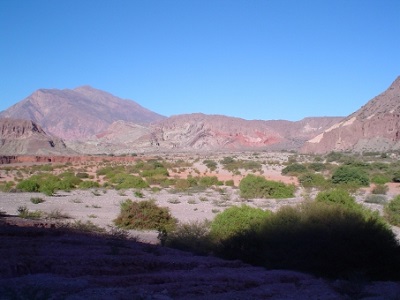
[281,163,307,175]
[165,220,212,254]
[198,176,219,187]
[114,199,177,232]
[30,197,45,204]
[78,180,100,189]
[384,195,400,226]
[210,205,271,241]
[365,194,387,204]
[371,184,388,195]
[371,174,391,184]
[110,174,149,190]
[17,206,42,219]
[239,174,295,199]
[298,173,328,188]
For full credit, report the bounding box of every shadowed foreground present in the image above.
[0,217,399,299]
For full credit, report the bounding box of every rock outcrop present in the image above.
[0,118,73,155]
[302,76,400,154]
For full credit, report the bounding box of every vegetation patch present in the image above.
[239,174,295,199]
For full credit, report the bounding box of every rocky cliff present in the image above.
[302,76,400,154]
[0,118,73,155]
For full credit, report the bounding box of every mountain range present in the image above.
[0,76,399,155]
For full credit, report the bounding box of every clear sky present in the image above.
[1,0,399,121]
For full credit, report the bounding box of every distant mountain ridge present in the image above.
[302,76,400,153]
[0,86,165,140]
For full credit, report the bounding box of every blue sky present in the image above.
[1,0,399,121]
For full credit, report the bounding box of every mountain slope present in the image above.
[0,86,165,140]
[302,76,400,153]
[0,118,73,155]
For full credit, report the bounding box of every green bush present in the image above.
[215,202,400,280]
[239,174,295,199]
[298,173,328,188]
[371,174,391,184]
[384,195,400,226]
[198,176,219,187]
[315,188,358,210]
[16,179,40,192]
[224,180,235,187]
[210,205,271,241]
[114,199,177,232]
[110,174,149,190]
[331,165,369,186]
[281,163,307,175]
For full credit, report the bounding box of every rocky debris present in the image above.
[0,118,73,156]
[0,86,165,140]
[302,76,400,153]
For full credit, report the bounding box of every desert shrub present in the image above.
[224,179,235,187]
[78,180,100,189]
[215,202,400,280]
[315,188,359,211]
[0,181,14,192]
[76,172,90,179]
[141,167,169,178]
[17,206,42,219]
[325,151,344,162]
[114,199,177,232]
[210,205,271,241]
[198,176,219,187]
[110,174,149,190]
[174,178,193,190]
[298,173,328,188]
[392,171,400,183]
[371,174,391,184]
[165,220,212,255]
[203,159,218,171]
[281,163,307,175]
[16,179,40,192]
[365,194,387,204]
[331,165,369,187]
[39,164,53,172]
[239,174,295,199]
[30,197,44,204]
[68,220,106,233]
[308,162,326,172]
[371,184,388,195]
[384,195,400,226]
